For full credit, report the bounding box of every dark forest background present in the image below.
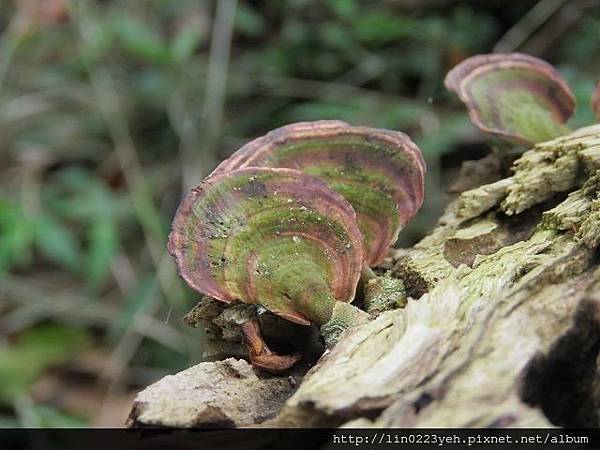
[0,0,598,426]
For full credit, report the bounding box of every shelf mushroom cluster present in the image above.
[168,121,426,371]
[168,52,599,371]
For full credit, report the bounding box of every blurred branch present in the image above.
[381,0,538,10]
[96,315,148,425]
[494,0,571,53]
[109,251,137,294]
[68,0,186,310]
[379,0,462,9]
[0,17,21,95]
[186,0,237,189]
[1,272,199,425]
[13,395,39,427]
[0,276,188,353]
[242,73,437,111]
[522,0,600,56]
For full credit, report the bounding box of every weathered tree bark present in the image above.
[128,125,600,428]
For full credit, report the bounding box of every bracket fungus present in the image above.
[168,167,368,371]
[168,53,597,373]
[169,122,427,371]
[211,120,426,267]
[445,53,576,145]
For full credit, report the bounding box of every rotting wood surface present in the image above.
[129,125,600,428]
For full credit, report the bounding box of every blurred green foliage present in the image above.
[0,0,598,426]
[0,324,89,403]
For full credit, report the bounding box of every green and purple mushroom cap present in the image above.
[445,53,576,145]
[211,120,426,267]
[168,167,364,328]
[168,121,426,371]
[168,52,599,372]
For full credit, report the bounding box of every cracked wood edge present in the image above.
[270,124,600,427]
[129,125,600,428]
[127,358,299,427]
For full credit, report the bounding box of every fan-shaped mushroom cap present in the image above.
[593,82,600,122]
[211,121,425,266]
[445,53,575,145]
[168,167,364,326]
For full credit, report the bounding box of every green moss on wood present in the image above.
[363,272,407,314]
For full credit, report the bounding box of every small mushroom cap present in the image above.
[593,82,600,122]
[212,121,426,266]
[168,167,364,326]
[445,53,575,145]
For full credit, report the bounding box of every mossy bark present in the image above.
[129,125,600,428]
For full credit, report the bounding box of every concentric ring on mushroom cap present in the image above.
[445,53,575,145]
[168,167,364,326]
[211,121,425,266]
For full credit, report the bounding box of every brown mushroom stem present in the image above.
[240,320,301,373]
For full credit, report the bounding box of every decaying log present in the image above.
[127,358,300,427]
[129,125,600,428]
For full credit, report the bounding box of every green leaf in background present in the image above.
[353,10,414,45]
[449,6,498,54]
[560,67,598,129]
[415,114,473,160]
[557,16,600,66]
[33,213,82,274]
[0,200,35,273]
[281,101,368,125]
[0,415,20,428]
[35,404,87,427]
[235,3,265,37]
[77,8,115,65]
[319,22,355,54]
[108,275,158,341]
[39,168,129,291]
[14,403,87,428]
[280,97,431,131]
[327,0,359,21]
[85,218,118,292]
[0,324,89,404]
[134,68,177,110]
[170,22,205,64]
[113,14,170,64]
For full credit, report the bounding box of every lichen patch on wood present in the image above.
[273,125,600,427]
[131,124,600,429]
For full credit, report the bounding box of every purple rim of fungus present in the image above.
[168,167,364,326]
[593,82,600,122]
[211,121,426,266]
[445,53,575,145]
[213,121,351,175]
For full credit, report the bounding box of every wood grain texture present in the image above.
[131,125,600,428]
